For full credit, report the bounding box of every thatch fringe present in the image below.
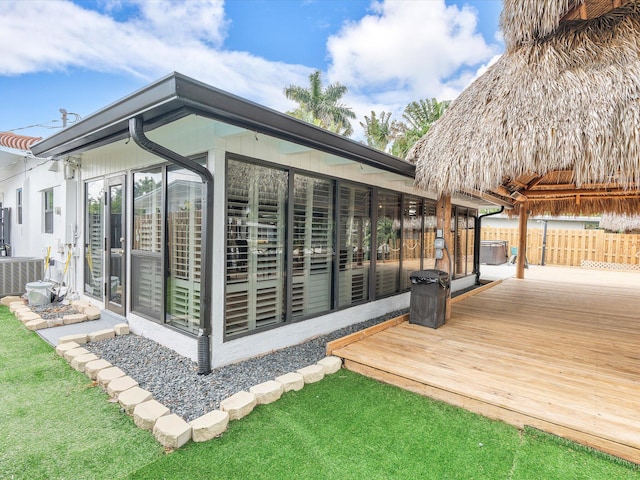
[501,0,578,51]
[409,1,640,198]
[599,211,640,230]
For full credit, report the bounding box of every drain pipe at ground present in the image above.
[474,206,505,285]
[129,117,213,375]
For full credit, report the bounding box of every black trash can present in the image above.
[409,270,449,328]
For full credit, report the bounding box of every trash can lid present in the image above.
[409,269,449,283]
[26,281,54,288]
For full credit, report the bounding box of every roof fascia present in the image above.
[30,72,415,178]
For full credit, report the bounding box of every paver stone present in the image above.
[153,414,192,449]
[189,410,229,442]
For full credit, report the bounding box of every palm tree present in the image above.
[284,70,356,137]
[360,111,399,152]
[391,98,451,159]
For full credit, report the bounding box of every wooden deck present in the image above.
[330,267,640,463]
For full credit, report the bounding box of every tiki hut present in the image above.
[408,0,640,217]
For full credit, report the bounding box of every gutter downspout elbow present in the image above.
[129,117,213,375]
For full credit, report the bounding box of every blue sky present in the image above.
[0,0,503,142]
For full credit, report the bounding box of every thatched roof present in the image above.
[599,211,640,230]
[409,0,640,216]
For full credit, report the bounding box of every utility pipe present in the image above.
[129,117,213,374]
[474,206,505,285]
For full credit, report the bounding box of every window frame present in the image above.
[16,188,22,225]
[43,188,54,234]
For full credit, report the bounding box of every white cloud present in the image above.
[0,0,310,112]
[0,0,500,140]
[326,0,499,105]
[129,0,228,46]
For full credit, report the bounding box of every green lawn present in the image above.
[1,305,638,479]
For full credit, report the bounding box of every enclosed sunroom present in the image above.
[31,73,497,369]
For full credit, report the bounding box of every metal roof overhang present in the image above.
[30,72,416,178]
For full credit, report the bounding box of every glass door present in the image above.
[106,176,126,315]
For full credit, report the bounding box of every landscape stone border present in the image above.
[3,295,344,450]
[2,296,101,330]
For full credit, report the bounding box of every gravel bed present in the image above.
[30,303,78,320]
[85,309,408,422]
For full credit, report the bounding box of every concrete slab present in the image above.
[37,317,121,346]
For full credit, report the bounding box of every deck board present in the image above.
[333,270,640,463]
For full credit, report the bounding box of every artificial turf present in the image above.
[1,305,638,479]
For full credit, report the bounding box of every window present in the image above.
[338,183,371,307]
[375,191,401,297]
[292,174,334,318]
[84,180,104,298]
[16,188,22,225]
[423,201,437,269]
[166,164,204,335]
[225,159,288,336]
[43,189,54,233]
[128,158,206,334]
[223,156,478,339]
[401,196,423,291]
[452,207,477,278]
[131,168,163,319]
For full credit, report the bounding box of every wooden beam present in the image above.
[450,279,503,304]
[579,3,588,19]
[326,314,407,355]
[516,202,528,279]
[525,175,545,190]
[468,189,514,209]
[530,182,625,191]
[520,188,640,198]
[436,194,452,319]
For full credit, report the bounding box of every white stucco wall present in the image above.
[0,155,81,287]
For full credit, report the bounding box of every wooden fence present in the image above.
[481,227,640,268]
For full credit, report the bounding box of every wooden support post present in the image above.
[516,202,529,279]
[436,194,452,319]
